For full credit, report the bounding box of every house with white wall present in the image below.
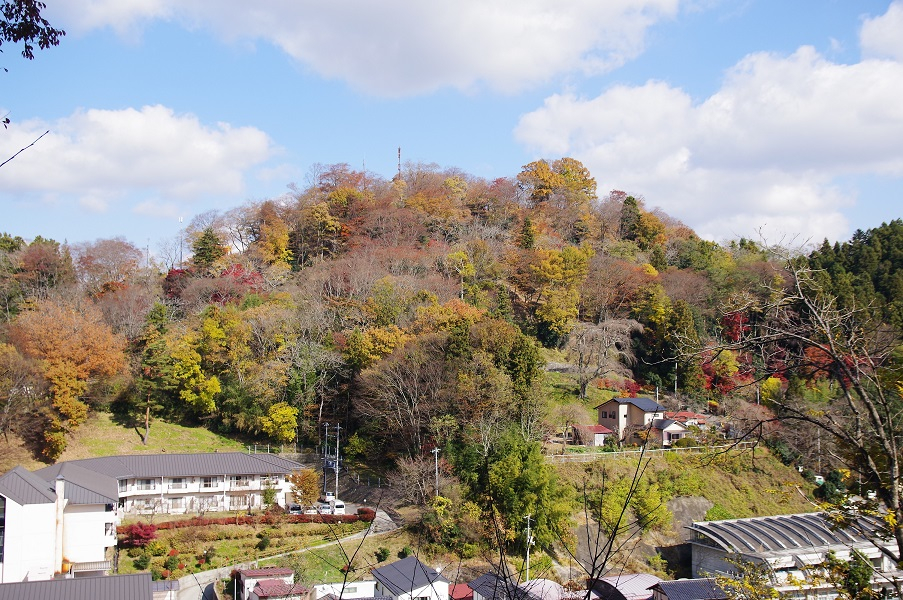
[35,452,303,515]
[595,397,666,443]
[0,465,118,583]
[372,556,449,600]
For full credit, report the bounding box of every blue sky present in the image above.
[2,0,902,252]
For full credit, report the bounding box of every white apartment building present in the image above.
[35,452,304,515]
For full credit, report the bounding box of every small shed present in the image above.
[573,424,614,447]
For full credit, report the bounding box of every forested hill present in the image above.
[0,158,900,465]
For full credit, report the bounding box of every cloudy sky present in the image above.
[2,0,902,249]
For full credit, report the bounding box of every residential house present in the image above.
[589,574,662,600]
[469,572,509,600]
[648,579,725,600]
[687,512,898,599]
[238,567,297,600]
[35,452,303,515]
[595,398,666,443]
[311,580,380,600]
[372,556,449,600]
[648,419,689,447]
[0,573,154,600]
[573,424,614,448]
[0,465,118,583]
[665,411,707,427]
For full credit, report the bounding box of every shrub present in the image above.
[398,546,412,559]
[133,554,151,570]
[705,503,735,521]
[120,522,158,548]
[375,547,390,562]
[145,540,167,557]
[164,555,179,571]
[256,536,271,551]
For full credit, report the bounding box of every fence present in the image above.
[545,441,756,463]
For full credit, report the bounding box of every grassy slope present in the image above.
[0,411,246,473]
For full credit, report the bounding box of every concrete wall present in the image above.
[63,503,117,564]
[0,499,57,582]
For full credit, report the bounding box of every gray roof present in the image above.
[649,579,726,600]
[34,452,303,481]
[0,573,152,600]
[0,466,56,505]
[469,572,510,600]
[372,556,448,596]
[651,419,686,431]
[596,397,665,413]
[687,512,887,556]
[36,462,118,505]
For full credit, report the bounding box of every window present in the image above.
[201,477,219,489]
[137,479,156,491]
[170,497,185,510]
[229,476,250,488]
[261,475,279,486]
[229,495,250,509]
[608,411,615,419]
[169,478,186,489]
[118,479,128,492]
[104,522,115,536]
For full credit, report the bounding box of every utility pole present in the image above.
[524,514,534,581]
[431,447,440,498]
[334,424,341,498]
[322,422,330,494]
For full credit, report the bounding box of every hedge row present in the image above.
[118,507,376,534]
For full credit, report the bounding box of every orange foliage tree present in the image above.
[10,299,126,459]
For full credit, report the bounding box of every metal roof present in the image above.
[649,579,726,600]
[0,466,55,505]
[687,512,888,556]
[592,574,662,600]
[372,556,448,597]
[34,452,303,480]
[36,462,119,505]
[0,573,152,600]
[595,397,665,413]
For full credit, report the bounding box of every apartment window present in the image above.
[229,476,250,488]
[135,498,157,510]
[229,495,250,509]
[201,477,219,489]
[608,411,615,419]
[261,475,279,486]
[170,497,186,510]
[137,479,156,491]
[118,479,128,492]
[104,522,115,536]
[169,477,186,489]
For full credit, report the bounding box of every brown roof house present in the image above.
[595,397,666,443]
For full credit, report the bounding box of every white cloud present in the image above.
[861,0,903,62]
[515,30,903,243]
[48,0,680,95]
[0,105,274,214]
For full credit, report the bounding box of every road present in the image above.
[176,508,398,600]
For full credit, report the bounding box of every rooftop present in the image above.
[372,556,448,597]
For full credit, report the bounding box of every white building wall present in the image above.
[313,580,378,599]
[0,500,57,583]
[62,504,117,563]
[119,474,292,514]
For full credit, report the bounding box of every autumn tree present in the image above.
[288,468,321,506]
[10,298,126,458]
[70,237,144,295]
[566,319,643,398]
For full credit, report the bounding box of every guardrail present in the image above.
[545,441,756,462]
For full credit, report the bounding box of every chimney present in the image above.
[54,475,67,575]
